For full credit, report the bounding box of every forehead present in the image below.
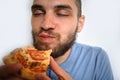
[33,0,77,10]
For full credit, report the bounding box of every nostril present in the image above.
[41,20,55,31]
[40,27,54,32]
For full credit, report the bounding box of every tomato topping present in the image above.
[16,53,29,68]
[26,50,48,60]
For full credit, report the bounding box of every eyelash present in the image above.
[32,10,69,17]
[33,13,43,16]
[57,13,69,16]
[32,9,45,16]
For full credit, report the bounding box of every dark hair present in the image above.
[75,0,82,17]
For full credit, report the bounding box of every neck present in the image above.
[54,48,71,64]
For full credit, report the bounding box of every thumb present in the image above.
[50,57,64,76]
[35,73,51,80]
[50,57,72,80]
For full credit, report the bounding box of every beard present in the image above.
[32,28,77,58]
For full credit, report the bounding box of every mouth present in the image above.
[38,33,55,43]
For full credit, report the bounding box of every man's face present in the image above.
[31,0,84,58]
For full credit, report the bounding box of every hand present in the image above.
[0,63,23,80]
[35,57,73,80]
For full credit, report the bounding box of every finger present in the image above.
[35,73,51,80]
[50,57,73,80]
[50,57,65,76]
[4,77,23,80]
[0,63,22,78]
[1,63,22,73]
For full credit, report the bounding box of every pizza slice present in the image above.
[3,46,52,80]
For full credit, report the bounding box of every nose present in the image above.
[41,13,56,30]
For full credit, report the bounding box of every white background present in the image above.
[0,0,120,80]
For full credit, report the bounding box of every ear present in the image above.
[77,15,85,32]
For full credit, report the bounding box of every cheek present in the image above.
[59,23,77,42]
[32,17,41,32]
[60,19,77,33]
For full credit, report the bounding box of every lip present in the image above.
[38,33,55,43]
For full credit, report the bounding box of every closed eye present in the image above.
[31,4,45,16]
[57,13,69,16]
[56,10,70,17]
[32,9,45,16]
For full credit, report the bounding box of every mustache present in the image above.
[32,28,60,39]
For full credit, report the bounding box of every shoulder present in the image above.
[72,42,107,56]
[71,42,111,63]
[72,43,114,79]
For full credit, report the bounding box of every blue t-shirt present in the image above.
[47,42,114,80]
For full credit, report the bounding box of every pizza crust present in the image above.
[3,46,52,80]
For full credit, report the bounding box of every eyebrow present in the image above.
[31,4,72,10]
[55,5,72,10]
[31,4,43,10]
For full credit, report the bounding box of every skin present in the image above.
[32,0,85,61]
[0,0,85,80]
